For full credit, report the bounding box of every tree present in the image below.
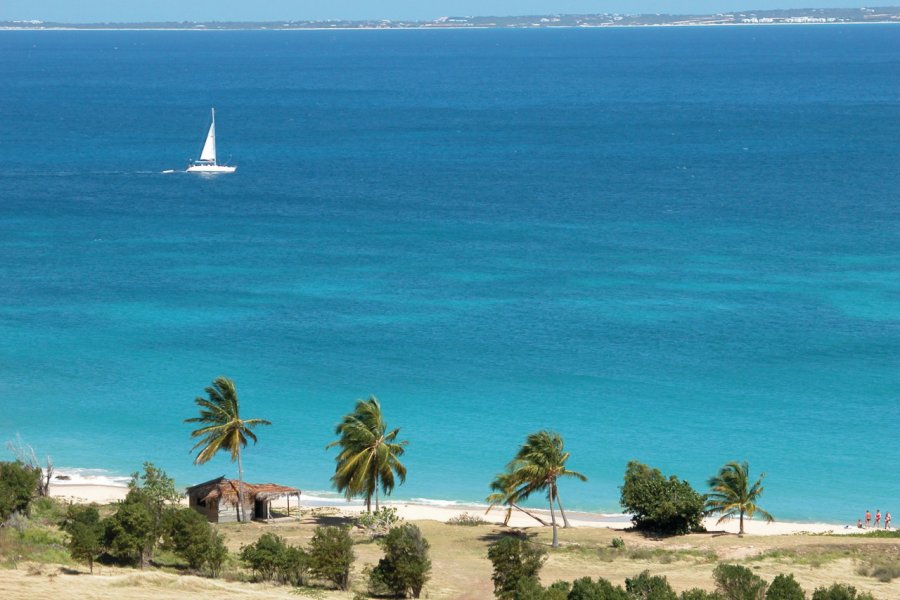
[681,591,726,600]
[369,523,431,598]
[626,570,678,600]
[186,376,271,522]
[103,500,155,567]
[327,396,407,512]
[486,471,550,527]
[5,436,52,497]
[308,526,354,590]
[487,535,546,600]
[619,461,706,535]
[810,585,875,600]
[62,505,103,573]
[496,431,587,548]
[706,462,774,536]
[127,462,182,555]
[713,564,767,600]
[765,574,805,600]
[163,507,228,575]
[0,461,41,520]
[240,532,306,584]
[567,576,630,600]
[516,578,571,600]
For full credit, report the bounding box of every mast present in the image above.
[198,107,217,164]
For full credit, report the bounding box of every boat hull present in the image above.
[186,164,236,174]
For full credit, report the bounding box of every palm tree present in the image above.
[327,396,407,512]
[185,376,271,522]
[485,471,549,527]
[705,461,774,535]
[502,430,587,547]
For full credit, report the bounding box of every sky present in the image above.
[0,1,869,23]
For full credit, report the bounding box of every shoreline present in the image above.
[47,480,879,537]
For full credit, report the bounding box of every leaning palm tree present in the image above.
[185,376,271,522]
[486,471,549,527]
[502,430,587,547]
[705,461,774,536]
[327,396,407,513]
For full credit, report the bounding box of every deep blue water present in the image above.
[0,26,898,522]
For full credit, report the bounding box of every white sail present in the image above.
[198,109,217,162]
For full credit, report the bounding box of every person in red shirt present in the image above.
[875,510,881,528]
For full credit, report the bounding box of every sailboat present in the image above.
[186,108,236,173]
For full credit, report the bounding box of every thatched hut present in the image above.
[186,476,301,523]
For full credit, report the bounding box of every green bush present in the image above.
[514,577,571,600]
[620,461,706,535]
[0,461,41,521]
[856,558,900,582]
[713,564,767,600]
[810,584,875,600]
[626,570,678,600]
[239,532,305,584]
[765,574,805,600]
[681,590,725,600]
[163,507,228,576]
[308,526,354,590]
[355,506,402,537]
[611,537,625,549]
[102,499,155,566]
[567,576,630,600]
[61,505,103,573]
[487,535,546,600]
[446,512,487,526]
[368,523,431,598]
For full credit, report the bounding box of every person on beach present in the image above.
[875,510,881,528]
[865,510,871,528]
[857,519,863,529]
[885,512,891,530]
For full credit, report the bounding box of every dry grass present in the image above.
[2,513,899,599]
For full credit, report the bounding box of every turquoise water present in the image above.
[0,26,898,522]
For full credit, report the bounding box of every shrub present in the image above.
[765,574,805,600]
[103,499,155,566]
[856,558,900,582]
[240,532,306,584]
[487,535,546,599]
[368,523,431,598]
[515,577,571,600]
[447,512,487,526]
[611,537,625,549]
[61,505,103,573]
[713,564,767,600]
[356,506,402,537]
[810,584,875,600]
[125,462,181,556]
[567,576,630,600]
[681,591,726,600]
[163,507,228,576]
[0,461,41,521]
[308,526,354,590]
[620,461,706,535]
[626,570,678,600]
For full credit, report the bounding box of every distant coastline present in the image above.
[3,6,900,31]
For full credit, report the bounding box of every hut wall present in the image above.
[216,500,254,523]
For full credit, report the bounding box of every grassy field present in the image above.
[1,505,899,599]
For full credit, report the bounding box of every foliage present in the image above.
[514,577,571,600]
[126,462,182,554]
[856,558,900,582]
[243,532,306,585]
[103,499,155,566]
[487,535,546,600]
[162,507,228,576]
[713,564,768,600]
[611,537,625,549]
[61,505,103,573]
[626,570,678,600]
[0,461,41,521]
[186,376,271,522]
[567,576,630,600]
[619,461,706,535]
[491,431,587,547]
[355,506,402,536]
[706,462,774,536]
[327,396,407,512]
[765,574,805,600]
[368,523,431,598]
[681,591,726,600]
[308,526,354,590]
[446,512,487,526]
[810,585,875,600]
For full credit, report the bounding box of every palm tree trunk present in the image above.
[375,485,380,512]
[739,510,745,536]
[549,496,559,548]
[237,445,245,523]
[511,502,550,526]
[555,485,570,528]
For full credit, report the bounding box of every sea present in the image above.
[0,25,897,523]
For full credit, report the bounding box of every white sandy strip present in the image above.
[49,482,879,537]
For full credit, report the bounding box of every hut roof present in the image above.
[186,476,300,506]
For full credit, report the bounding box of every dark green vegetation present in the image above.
[488,431,587,547]
[487,534,547,600]
[185,376,271,522]
[706,462,773,537]
[328,396,408,513]
[0,461,42,520]
[368,523,432,598]
[619,461,706,536]
[240,532,307,584]
[308,525,355,590]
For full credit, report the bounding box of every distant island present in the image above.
[3,6,900,30]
